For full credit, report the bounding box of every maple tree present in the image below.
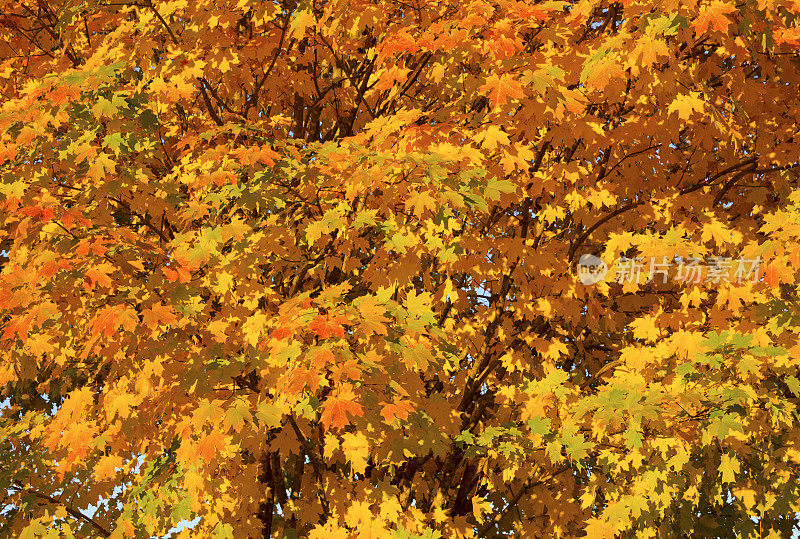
[2,0,800,537]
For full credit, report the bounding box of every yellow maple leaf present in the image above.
[471,495,492,524]
[584,518,615,539]
[95,454,123,480]
[344,500,375,527]
[24,333,54,357]
[476,125,511,150]
[719,452,740,483]
[106,391,136,421]
[630,314,661,342]
[87,153,116,183]
[207,319,229,342]
[341,431,370,474]
[632,33,669,71]
[288,9,316,41]
[241,312,268,346]
[668,92,705,120]
[379,495,402,523]
[701,217,742,245]
[583,58,625,91]
[405,189,437,219]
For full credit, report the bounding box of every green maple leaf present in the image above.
[255,402,282,429]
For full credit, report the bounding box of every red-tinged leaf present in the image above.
[91,306,120,338]
[18,205,45,218]
[321,389,364,430]
[47,84,80,105]
[85,264,114,289]
[378,31,419,62]
[39,207,54,222]
[775,27,800,48]
[479,73,525,108]
[38,257,68,279]
[380,399,414,423]
[232,145,280,166]
[163,262,192,283]
[271,325,295,340]
[195,429,227,463]
[308,313,348,339]
[253,146,280,166]
[693,1,735,34]
[142,301,177,329]
[764,263,783,288]
[2,314,31,342]
[288,368,322,394]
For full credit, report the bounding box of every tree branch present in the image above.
[476,466,572,537]
[12,485,111,537]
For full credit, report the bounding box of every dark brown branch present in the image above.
[712,163,758,206]
[568,200,641,262]
[243,13,290,117]
[197,80,225,126]
[476,466,572,537]
[12,485,111,537]
[146,0,179,45]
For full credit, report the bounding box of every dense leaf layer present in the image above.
[1,0,800,537]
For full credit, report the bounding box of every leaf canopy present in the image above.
[2,0,800,537]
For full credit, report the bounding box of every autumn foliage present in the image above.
[3,0,800,537]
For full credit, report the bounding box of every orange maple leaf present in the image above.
[195,429,227,463]
[380,399,414,423]
[91,306,121,338]
[321,389,364,430]
[479,74,525,108]
[308,313,348,339]
[74,143,98,164]
[121,519,135,538]
[378,31,419,62]
[142,301,178,329]
[789,246,800,268]
[163,260,192,283]
[48,84,80,105]
[2,314,32,342]
[85,264,114,290]
[271,325,295,340]
[253,145,280,166]
[331,358,363,384]
[288,368,322,394]
[774,27,800,48]
[693,1,735,35]
[763,263,785,288]
[313,348,336,368]
[583,59,625,91]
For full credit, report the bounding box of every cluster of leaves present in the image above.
[1,0,800,537]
